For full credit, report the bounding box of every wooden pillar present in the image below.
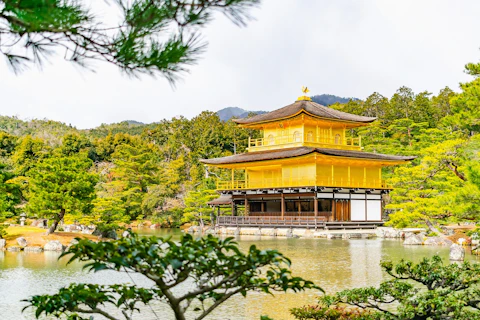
[314,198,318,217]
[261,202,265,213]
[231,201,235,216]
[298,201,301,216]
[281,193,285,218]
[245,197,249,216]
[332,200,336,221]
[347,200,352,221]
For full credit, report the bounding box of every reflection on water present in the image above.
[1,229,476,320]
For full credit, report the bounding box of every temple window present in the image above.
[293,131,301,142]
[335,134,341,144]
[267,134,275,145]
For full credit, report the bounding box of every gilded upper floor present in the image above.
[233,99,376,152]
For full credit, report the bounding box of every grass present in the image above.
[4,225,97,248]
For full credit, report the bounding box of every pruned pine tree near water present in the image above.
[0,162,21,238]
[291,256,480,320]
[25,233,319,320]
[26,154,98,234]
[0,0,260,81]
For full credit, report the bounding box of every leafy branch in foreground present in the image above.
[291,255,480,320]
[24,233,320,320]
[0,0,260,80]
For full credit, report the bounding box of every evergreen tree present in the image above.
[26,155,98,234]
[0,0,259,80]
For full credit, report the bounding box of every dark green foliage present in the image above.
[291,304,375,320]
[26,154,98,234]
[0,162,21,237]
[311,94,355,106]
[0,131,18,157]
[25,233,319,320]
[0,0,260,80]
[292,256,480,320]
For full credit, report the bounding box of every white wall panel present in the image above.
[317,193,333,198]
[367,201,382,221]
[351,200,366,221]
[351,194,366,199]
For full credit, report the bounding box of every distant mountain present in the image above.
[123,120,145,126]
[216,107,266,122]
[310,94,357,106]
[216,94,357,121]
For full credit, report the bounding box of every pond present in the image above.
[0,229,476,320]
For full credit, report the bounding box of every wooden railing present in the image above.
[217,216,327,228]
[216,178,390,190]
[248,212,331,217]
[216,216,384,229]
[248,135,361,151]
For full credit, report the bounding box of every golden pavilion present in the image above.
[201,90,415,229]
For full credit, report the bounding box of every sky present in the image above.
[1,0,480,129]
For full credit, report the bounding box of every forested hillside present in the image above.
[0,64,479,231]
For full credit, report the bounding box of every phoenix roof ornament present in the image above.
[297,86,312,101]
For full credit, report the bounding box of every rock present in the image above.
[376,227,404,238]
[327,233,342,239]
[205,228,215,235]
[424,237,453,246]
[122,230,131,238]
[303,229,313,238]
[262,228,277,237]
[403,233,423,245]
[7,246,21,252]
[342,233,351,240]
[0,239,6,249]
[457,238,467,245]
[286,229,293,238]
[44,240,65,251]
[16,237,28,248]
[31,219,48,228]
[24,246,43,253]
[150,224,158,229]
[92,228,118,239]
[449,244,465,261]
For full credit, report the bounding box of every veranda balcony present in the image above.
[248,135,361,152]
[216,177,391,190]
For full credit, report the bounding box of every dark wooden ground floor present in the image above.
[209,189,385,227]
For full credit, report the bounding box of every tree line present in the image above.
[0,111,259,235]
[1,63,480,233]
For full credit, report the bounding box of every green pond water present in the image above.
[0,229,477,320]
